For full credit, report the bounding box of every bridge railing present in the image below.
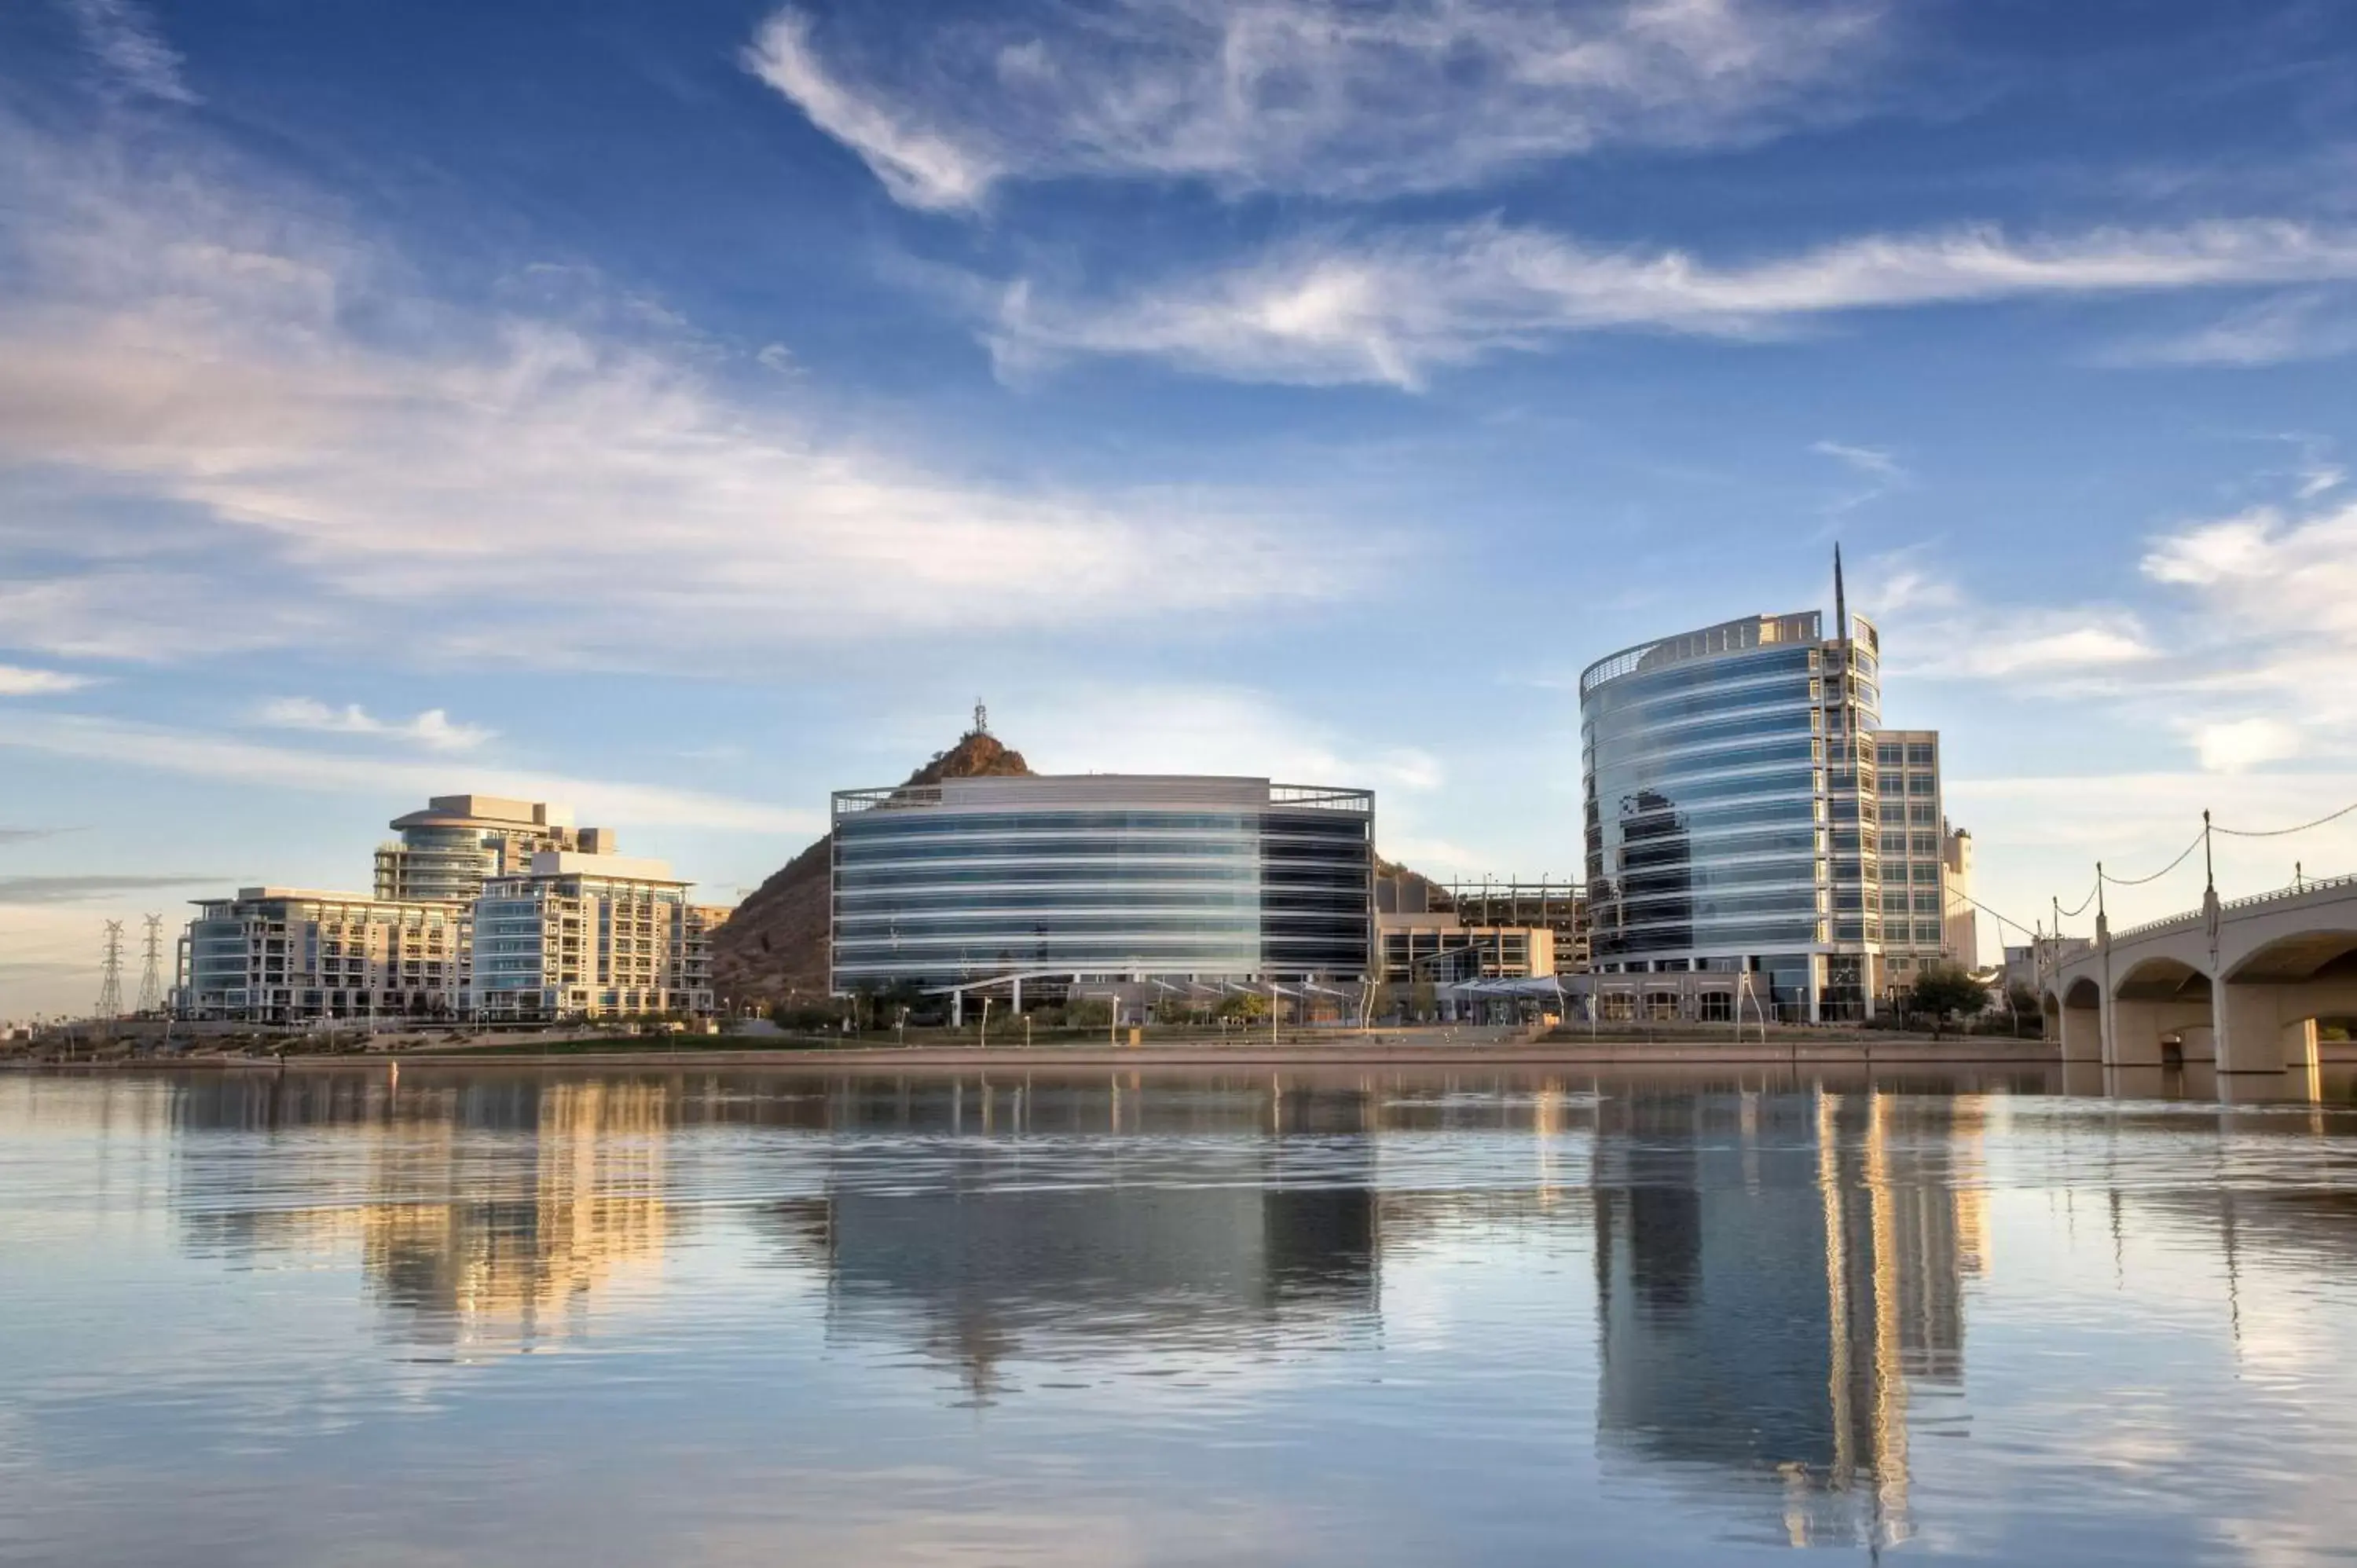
[2105,870,2357,944]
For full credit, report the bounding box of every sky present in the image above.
[5,0,2357,1017]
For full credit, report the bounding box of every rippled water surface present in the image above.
[7,1064,2357,1566]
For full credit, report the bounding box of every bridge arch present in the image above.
[2223,930,2357,987]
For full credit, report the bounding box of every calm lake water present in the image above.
[5,1064,2357,1566]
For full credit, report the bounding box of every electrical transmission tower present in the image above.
[96,921,125,1020]
[137,914,165,1013]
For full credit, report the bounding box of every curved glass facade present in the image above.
[1582,612,1882,1020]
[830,777,1373,990]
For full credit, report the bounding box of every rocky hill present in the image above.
[709,729,1032,1006]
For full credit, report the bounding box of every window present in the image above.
[1906,743,1935,768]
[1907,775,1936,796]
[1876,743,1904,768]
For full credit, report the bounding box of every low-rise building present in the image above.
[177,888,466,1023]
[471,852,715,1021]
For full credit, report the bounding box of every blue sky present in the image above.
[6,0,2357,1014]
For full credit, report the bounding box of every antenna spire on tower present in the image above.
[973,698,990,737]
[1834,542,1849,641]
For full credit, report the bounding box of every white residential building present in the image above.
[471,852,716,1021]
[178,888,467,1023]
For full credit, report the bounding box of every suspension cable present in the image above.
[2099,826,2208,887]
[2213,797,2357,839]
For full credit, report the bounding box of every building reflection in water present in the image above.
[1593,1088,1988,1549]
[771,1075,1384,1398]
[174,1072,673,1356]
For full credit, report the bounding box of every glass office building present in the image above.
[1581,610,1884,1020]
[829,775,1374,992]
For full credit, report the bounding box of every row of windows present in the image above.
[1581,646,1817,719]
[1616,856,1820,898]
[1592,770,1820,818]
[838,837,1380,866]
[1616,826,1822,869]
[1875,743,1937,768]
[838,810,1367,840]
[1604,886,1823,921]
[1585,736,1822,798]
[1602,794,1820,842]
[1593,917,1825,954]
[1580,708,1819,771]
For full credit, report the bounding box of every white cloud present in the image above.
[744,11,1001,211]
[745,0,1886,209]
[256,698,495,753]
[0,663,97,696]
[0,115,1379,670]
[1013,683,1442,793]
[0,709,822,836]
[991,218,2357,388]
[65,0,198,104]
[2104,291,2357,368]
[1945,621,2158,679]
[1810,439,1905,482]
[2186,716,2302,775]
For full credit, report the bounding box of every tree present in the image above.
[1217,991,1268,1022]
[1908,964,1990,1039]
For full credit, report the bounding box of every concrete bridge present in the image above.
[2044,874,2357,1073]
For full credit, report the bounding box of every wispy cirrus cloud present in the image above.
[64,0,198,104]
[0,709,824,836]
[0,873,223,906]
[1811,439,1906,482]
[1864,481,2357,778]
[0,108,1383,671]
[0,663,98,696]
[989,218,2357,388]
[2102,291,2357,368]
[746,0,1889,210]
[256,699,494,753]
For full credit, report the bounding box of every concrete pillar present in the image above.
[2059,1006,2102,1063]
[2214,985,2291,1074]
[2106,999,2170,1068]
[2062,1059,2106,1097]
[2285,1016,2320,1076]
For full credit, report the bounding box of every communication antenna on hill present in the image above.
[973,698,990,737]
[137,914,165,1013]
[96,921,125,1020]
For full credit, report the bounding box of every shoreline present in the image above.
[6,1038,2067,1072]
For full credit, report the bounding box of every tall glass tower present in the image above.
[1580,599,1883,1021]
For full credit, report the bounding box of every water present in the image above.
[5,1064,2357,1566]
